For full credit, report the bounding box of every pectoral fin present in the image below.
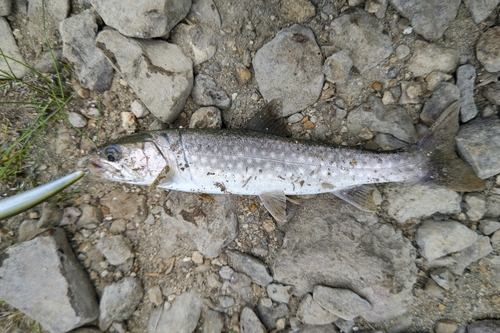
[332,185,380,212]
[259,191,287,222]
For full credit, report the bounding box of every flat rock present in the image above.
[347,95,418,143]
[148,290,203,333]
[445,236,493,274]
[267,283,294,304]
[420,82,460,126]
[90,0,191,38]
[463,0,500,23]
[0,228,98,333]
[385,184,462,223]
[240,307,266,333]
[18,219,45,242]
[253,24,323,117]
[464,193,486,222]
[226,249,273,286]
[0,0,11,15]
[99,277,143,329]
[408,41,460,78]
[185,0,221,31]
[161,191,237,258]
[455,119,500,179]
[416,220,479,261]
[272,195,417,322]
[323,49,353,85]
[313,286,372,320]
[478,219,500,235]
[77,203,104,226]
[467,320,500,333]
[96,235,134,266]
[456,64,478,122]
[202,310,225,333]
[100,189,148,222]
[297,294,339,325]
[0,17,26,78]
[477,26,500,73]
[191,74,231,110]
[170,23,217,66]
[59,10,113,91]
[96,29,193,123]
[329,9,392,73]
[389,0,461,40]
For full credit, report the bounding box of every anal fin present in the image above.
[259,191,287,222]
[332,185,380,212]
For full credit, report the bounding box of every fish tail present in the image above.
[417,101,485,191]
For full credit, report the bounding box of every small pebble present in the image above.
[192,251,204,265]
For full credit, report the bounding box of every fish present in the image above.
[89,101,484,222]
[0,170,86,220]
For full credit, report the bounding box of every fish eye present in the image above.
[103,146,120,162]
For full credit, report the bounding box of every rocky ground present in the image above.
[1,0,500,332]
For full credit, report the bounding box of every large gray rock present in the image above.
[28,0,69,21]
[455,119,500,179]
[90,0,191,38]
[96,29,193,123]
[96,235,134,266]
[477,27,500,73]
[0,0,11,16]
[329,9,393,73]
[408,41,460,78]
[185,0,221,31]
[420,82,460,126]
[385,184,462,223]
[389,0,461,40]
[0,17,26,78]
[240,307,266,333]
[99,277,143,329]
[253,24,323,117]
[456,65,478,122]
[416,220,479,261]
[226,250,273,286]
[347,95,417,143]
[463,0,500,23]
[59,10,113,91]
[272,195,417,322]
[170,23,217,66]
[148,290,203,333]
[0,228,98,333]
[161,191,238,258]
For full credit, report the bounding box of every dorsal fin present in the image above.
[243,100,290,137]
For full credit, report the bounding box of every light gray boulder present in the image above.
[96,29,193,123]
[91,0,191,38]
[0,228,98,333]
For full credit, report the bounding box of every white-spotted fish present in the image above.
[90,101,484,222]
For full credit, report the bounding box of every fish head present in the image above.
[89,133,167,185]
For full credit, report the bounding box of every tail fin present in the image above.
[418,101,485,191]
